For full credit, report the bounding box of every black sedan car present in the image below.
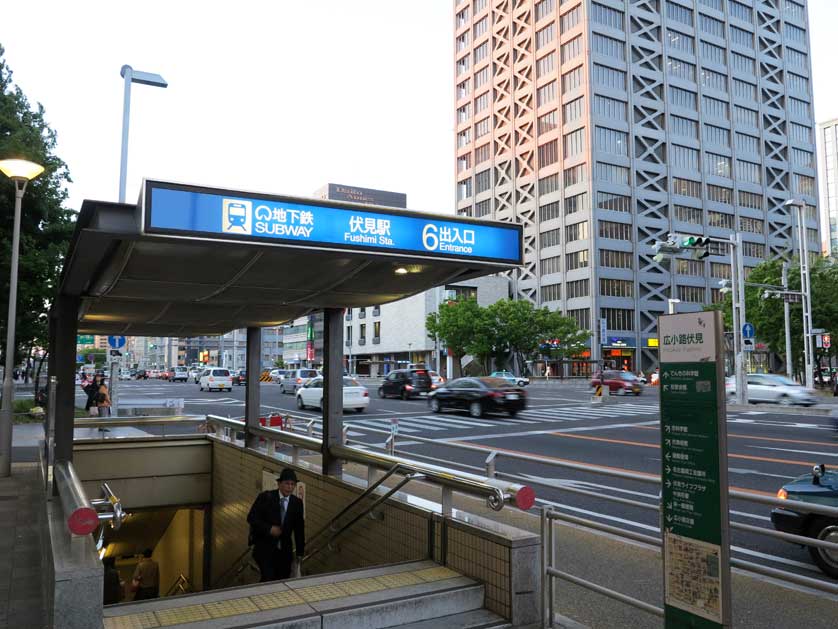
[428,377,526,418]
[232,369,247,386]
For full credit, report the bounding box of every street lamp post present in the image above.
[118,65,168,203]
[0,159,45,477]
[785,199,815,389]
[667,299,681,315]
[782,262,793,379]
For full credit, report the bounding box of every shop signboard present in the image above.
[658,311,731,628]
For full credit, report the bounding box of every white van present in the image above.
[199,368,233,392]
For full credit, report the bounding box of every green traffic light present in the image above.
[681,236,697,247]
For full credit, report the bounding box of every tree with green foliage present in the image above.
[0,46,75,378]
[425,297,483,378]
[540,309,590,361]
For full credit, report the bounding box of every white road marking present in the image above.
[750,446,838,458]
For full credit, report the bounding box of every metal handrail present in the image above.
[165,573,193,597]
[212,546,257,589]
[54,461,127,536]
[74,415,206,429]
[302,471,426,565]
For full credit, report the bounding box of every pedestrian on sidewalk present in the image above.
[131,549,160,600]
[248,468,306,581]
[96,378,112,417]
[103,556,123,605]
[84,374,103,415]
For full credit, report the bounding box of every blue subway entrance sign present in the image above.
[658,311,731,629]
[142,180,522,265]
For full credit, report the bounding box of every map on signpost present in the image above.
[665,532,722,623]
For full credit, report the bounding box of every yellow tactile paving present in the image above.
[204,597,260,618]
[374,571,425,588]
[104,612,160,629]
[337,576,389,596]
[251,589,306,611]
[413,566,461,582]
[294,583,349,602]
[154,604,212,626]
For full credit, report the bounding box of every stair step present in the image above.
[394,607,511,628]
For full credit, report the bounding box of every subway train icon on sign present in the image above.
[222,199,252,235]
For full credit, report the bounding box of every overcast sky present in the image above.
[1,0,837,216]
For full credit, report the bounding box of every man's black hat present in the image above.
[277,468,298,483]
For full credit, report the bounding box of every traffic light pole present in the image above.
[728,233,748,405]
[782,263,793,380]
[792,204,815,389]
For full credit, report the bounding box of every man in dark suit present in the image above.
[247,468,305,581]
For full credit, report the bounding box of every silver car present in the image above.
[726,374,817,406]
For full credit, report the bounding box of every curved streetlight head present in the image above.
[121,64,167,88]
[783,198,804,208]
[0,159,45,182]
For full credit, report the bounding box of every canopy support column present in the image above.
[53,296,79,464]
[321,308,343,477]
[245,327,261,449]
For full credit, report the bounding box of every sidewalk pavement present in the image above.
[0,463,48,629]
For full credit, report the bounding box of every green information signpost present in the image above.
[659,311,731,628]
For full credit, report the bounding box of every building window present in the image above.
[789,97,811,120]
[562,66,584,93]
[564,128,586,159]
[784,22,806,45]
[475,199,492,217]
[728,0,752,22]
[730,26,754,49]
[669,86,697,111]
[567,308,590,330]
[542,283,562,301]
[537,110,558,135]
[600,278,633,297]
[783,0,805,22]
[562,35,583,63]
[474,16,488,38]
[592,2,624,30]
[475,92,490,113]
[795,174,815,196]
[734,105,758,128]
[373,321,380,340]
[710,262,731,279]
[457,154,471,174]
[535,0,555,22]
[563,192,586,215]
[735,160,761,184]
[672,177,701,198]
[703,124,730,148]
[540,201,561,222]
[731,52,755,75]
[738,191,762,210]
[563,96,585,123]
[705,154,732,179]
[699,13,724,38]
[566,250,589,270]
[564,165,586,188]
[707,183,732,204]
[592,33,625,60]
[475,143,491,164]
[735,132,760,155]
[537,80,558,106]
[595,162,630,185]
[455,7,469,29]
[540,227,561,248]
[475,169,491,194]
[790,122,812,143]
[457,79,470,100]
[457,129,471,148]
[597,191,631,213]
[536,52,556,78]
[792,148,815,169]
[539,140,559,166]
[700,68,728,93]
[702,96,729,121]
[701,41,727,66]
[675,204,703,224]
[567,278,590,298]
[541,255,561,275]
[671,145,700,170]
[671,115,698,140]
[739,217,763,234]
[593,95,627,121]
[787,73,810,95]
[667,29,694,55]
[710,288,724,303]
[565,221,589,242]
[536,23,556,49]
[475,66,490,88]
[457,178,472,201]
[668,58,696,83]
[678,285,705,303]
[456,55,470,77]
[595,127,628,157]
[666,2,693,27]
[475,117,491,138]
[593,64,626,90]
[602,308,634,331]
[539,173,561,195]
[676,259,704,276]
[359,323,367,342]
[741,242,765,258]
[708,210,734,229]
[599,220,632,240]
[785,48,808,70]
[346,325,352,342]
[560,5,582,32]
[474,42,489,64]
[732,79,756,102]
[600,249,633,269]
[456,32,470,52]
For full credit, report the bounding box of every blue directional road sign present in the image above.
[108,335,126,349]
[742,323,755,339]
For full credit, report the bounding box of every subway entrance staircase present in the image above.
[103,560,510,629]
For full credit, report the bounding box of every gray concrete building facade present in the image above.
[454,0,820,372]
[819,118,838,255]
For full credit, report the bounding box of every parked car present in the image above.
[428,377,527,418]
[118,369,132,381]
[149,369,160,379]
[378,368,433,400]
[428,371,446,389]
[135,369,148,380]
[270,369,287,383]
[771,464,838,578]
[726,374,817,406]
[296,376,370,413]
[232,369,247,386]
[199,368,233,392]
[280,369,319,395]
[590,370,642,396]
[170,366,189,382]
[490,371,530,387]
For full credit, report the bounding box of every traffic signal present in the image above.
[681,235,711,260]
[718,280,732,294]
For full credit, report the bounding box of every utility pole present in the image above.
[786,200,815,389]
[733,232,748,405]
[782,262,793,379]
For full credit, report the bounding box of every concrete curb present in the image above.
[727,403,838,417]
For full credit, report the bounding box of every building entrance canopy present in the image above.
[58,180,523,336]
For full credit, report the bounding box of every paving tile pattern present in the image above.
[0,463,47,629]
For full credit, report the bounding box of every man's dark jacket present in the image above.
[247,490,305,558]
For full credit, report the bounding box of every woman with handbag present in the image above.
[96,378,112,417]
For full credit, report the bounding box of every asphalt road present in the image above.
[80,377,838,584]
